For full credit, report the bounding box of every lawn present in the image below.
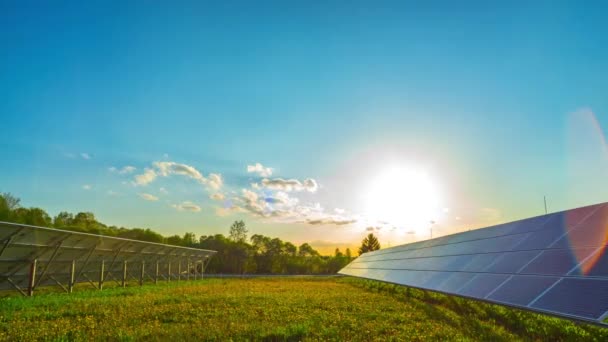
[0,276,606,341]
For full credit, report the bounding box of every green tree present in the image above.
[298,243,319,257]
[1,192,20,210]
[0,196,10,221]
[182,232,197,246]
[229,220,248,243]
[358,233,381,255]
[53,211,74,228]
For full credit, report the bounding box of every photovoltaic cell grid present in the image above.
[0,221,216,296]
[339,202,608,325]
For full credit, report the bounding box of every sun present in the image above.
[365,165,441,233]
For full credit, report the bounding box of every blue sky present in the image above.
[1,1,607,252]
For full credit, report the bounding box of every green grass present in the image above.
[0,277,606,341]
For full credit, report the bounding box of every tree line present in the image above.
[0,192,381,274]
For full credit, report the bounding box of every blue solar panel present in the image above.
[458,274,510,298]
[519,248,597,276]
[488,275,560,306]
[531,278,608,320]
[574,248,607,277]
[485,250,542,273]
[550,204,608,249]
[339,202,608,325]
[437,273,476,293]
[461,253,504,272]
[511,226,568,250]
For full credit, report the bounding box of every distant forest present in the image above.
[0,192,359,274]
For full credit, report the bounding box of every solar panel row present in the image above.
[339,202,608,325]
[0,221,216,296]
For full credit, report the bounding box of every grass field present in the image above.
[0,276,606,341]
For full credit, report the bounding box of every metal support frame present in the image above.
[167,261,171,282]
[122,260,128,287]
[177,259,181,282]
[6,278,28,296]
[139,261,145,286]
[0,222,216,296]
[34,241,64,289]
[27,259,37,296]
[99,260,105,290]
[69,260,75,293]
[73,243,100,285]
[155,261,159,285]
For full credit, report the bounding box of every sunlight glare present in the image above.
[365,165,441,233]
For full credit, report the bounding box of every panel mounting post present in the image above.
[177,259,181,282]
[27,259,37,297]
[186,259,190,281]
[99,260,105,290]
[122,260,127,288]
[69,260,75,293]
[139,261,145,286]
[155,261,159,285]
[167,261,171,282]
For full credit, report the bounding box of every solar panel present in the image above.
[339,202,608,325]
[0,221,216,296]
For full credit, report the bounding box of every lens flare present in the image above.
[565,109,608,275]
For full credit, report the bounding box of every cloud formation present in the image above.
[210,193,225,201]
[307,218,357,225]
[134,168,157,186]
[207,173,223,190]
[82,184,91,190]
[171,201,201,212]
[257,178,318,192]
[109,166,137,174]
[133,161,223,190]
[80,153,91,160]
[225,187,356,226]
[139,193,159,201]
[247,163,273,177]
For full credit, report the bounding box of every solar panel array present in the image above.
[0,221,216,296]
[339,202,608,325]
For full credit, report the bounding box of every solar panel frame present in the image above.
[0,221,217,295]
[339,202,608,326]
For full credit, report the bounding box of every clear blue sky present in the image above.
[1,1,607,252]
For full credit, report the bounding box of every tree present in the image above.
[182,232,197,246]
[229,220,248,243]
[53,211,74,228]
[358,233,381,255]
[345,248,352,259]
[1,193,20,210]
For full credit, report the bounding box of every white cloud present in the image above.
[207,173,223,190]
[132,161,223,192]
[247,163,273,177]
[82,184,92,190]
[334,208,345,214]
[107,190,120,196]
[260,178,318,192]
[81,153,91,160]
[119,166,136,174]
[226,187,355,226]
[210,193,225,201]
[171,201,201,212]
[159,187,169,195]
[134,168,157,186]
[110,166,136,174]
[139,193,159,201]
